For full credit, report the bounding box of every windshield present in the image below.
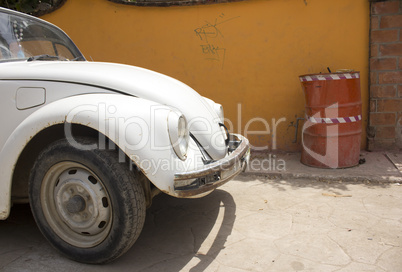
[0,8,84,62]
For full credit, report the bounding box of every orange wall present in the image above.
[42,0,370,151]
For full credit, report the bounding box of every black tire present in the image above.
[29,138,146,264]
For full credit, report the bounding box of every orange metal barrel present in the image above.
[299,72,362,168]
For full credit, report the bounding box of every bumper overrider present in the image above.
[174,134,250,197]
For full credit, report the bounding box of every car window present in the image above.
[0,9,84,62]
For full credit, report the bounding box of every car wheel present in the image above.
[29,138,146,264]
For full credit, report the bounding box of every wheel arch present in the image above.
[11,123,155,208]
[0,94,171,219]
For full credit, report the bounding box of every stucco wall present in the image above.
[42,0,370,151]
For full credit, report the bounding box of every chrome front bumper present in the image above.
[174,134,250,197]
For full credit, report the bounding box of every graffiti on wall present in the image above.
[194,13,239,69]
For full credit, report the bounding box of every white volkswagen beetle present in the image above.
[0,7,249,263]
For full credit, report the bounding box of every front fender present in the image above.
[0,93,201,219]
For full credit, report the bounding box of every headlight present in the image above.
[168,111,189,160]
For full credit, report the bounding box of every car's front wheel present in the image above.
[29,138,146,264]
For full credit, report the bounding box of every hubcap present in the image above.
[41,162,112,248]
[66,195,86,214]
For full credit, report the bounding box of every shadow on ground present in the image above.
[236,173,394,195]
[0,189,236,271]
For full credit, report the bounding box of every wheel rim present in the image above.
[40,161,112,248]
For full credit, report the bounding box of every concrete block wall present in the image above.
[369,0,402,151]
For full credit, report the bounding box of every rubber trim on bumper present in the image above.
[173,134,250,197]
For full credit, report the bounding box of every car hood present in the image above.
[0,61,226,160]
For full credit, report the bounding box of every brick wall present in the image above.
[368,0,402,151]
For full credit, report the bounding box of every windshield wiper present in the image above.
[69,55,86,61]
[27,54,62,62]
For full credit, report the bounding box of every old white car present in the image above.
[0,7,249,263]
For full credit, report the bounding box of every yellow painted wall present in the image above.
[42,0,370,151]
